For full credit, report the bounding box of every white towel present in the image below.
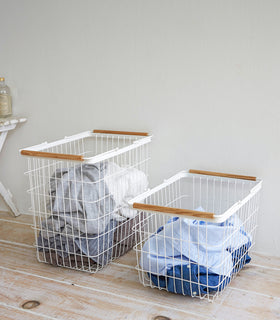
[105,162,148,221]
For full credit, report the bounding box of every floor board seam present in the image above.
[0,218,33,226]
[250,263,280,271]
[111,262,135,269]
[228,286,279,299]
[0,240,33,248]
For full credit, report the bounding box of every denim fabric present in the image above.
[150,244,251,295]
[150,263,229,295]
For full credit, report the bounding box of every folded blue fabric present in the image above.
[150,263,230,296]
[150,244,251,295]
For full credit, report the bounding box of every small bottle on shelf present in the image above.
[0,77,12,118]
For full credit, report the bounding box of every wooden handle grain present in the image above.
[133,203,214,219]
[189,169,256,181]
[20,150,84,161]
[93,129,149,136]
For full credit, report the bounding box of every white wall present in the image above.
[0,0,279,256]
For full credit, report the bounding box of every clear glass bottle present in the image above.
[0,77,12,118]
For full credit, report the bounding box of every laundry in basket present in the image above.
[129,169,262,301]
[20,129,152,273]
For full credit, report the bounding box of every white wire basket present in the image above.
[129,169,262,301]
[20,129,152,273]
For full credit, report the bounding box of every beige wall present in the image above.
[0,0,279,256]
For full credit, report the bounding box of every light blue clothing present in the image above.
[48,162,115,234]
[141,208,252,277]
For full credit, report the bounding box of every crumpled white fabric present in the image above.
[46,161,148,234]
[105,162,148,221]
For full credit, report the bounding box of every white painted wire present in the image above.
[134,174,261,301]
[25,133,151,273]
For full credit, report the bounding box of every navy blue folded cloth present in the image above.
[150,244,251,295]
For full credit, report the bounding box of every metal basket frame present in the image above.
[21,129,152,273]
[129,169,262,301]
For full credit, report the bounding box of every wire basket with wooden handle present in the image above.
[20,129,152,273]
[129,169,262,301]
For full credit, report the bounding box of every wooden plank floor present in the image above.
[0,211,279,320]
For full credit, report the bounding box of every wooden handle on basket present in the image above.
[20,150,84,161]
[93,129,149,136]
[189,169,256,181]
[133,203,215,219]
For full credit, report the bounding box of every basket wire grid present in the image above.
[130,170,262,301]
[21,130,151,273]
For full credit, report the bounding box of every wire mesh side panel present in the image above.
[134,175,261,301]
[26,134,150,272]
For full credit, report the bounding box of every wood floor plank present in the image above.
[251,251,280,269]
[213,289,280,320]
[0,267,205,320]
[230,264,280,298]
[0,220,33,246]
[0,303,52,320]
[1,243,279,319]
[0,211,33,224]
